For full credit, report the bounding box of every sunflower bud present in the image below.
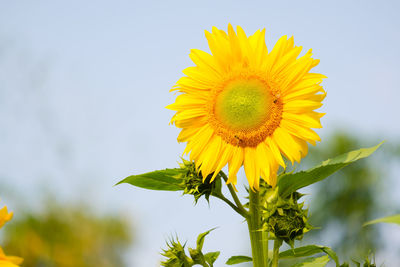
[268,206,307,243]
[161,238,194,267]
[362,253,376,267]
[179,159,222,204]
[160,229,220,267]
[263,191,311,246]
[344,253,376,267]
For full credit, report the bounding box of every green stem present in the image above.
[227,183,244,208]
[248,190,266,267]
[219,172,249,217]
[262,231,269,266]
[213,193,247,218]
[271,239,282,267]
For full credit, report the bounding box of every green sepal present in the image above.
[188,247,206,266]
[196,228,217,251]
[349,253,376,267]
[189,228,220,266]
[277,142,383,198]
[279,245,339,267]
[363,214,400,227]
[116,168,184,191]
[204,252,220,266]
[160,237,194,267]
[262,189,311,246]
[292,255,330,267]
[225,255,253,265]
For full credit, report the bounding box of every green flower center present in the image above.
[215,79,272,130]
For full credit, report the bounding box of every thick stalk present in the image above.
[262,231,269,266]
[247,190,266,267]
[271,239,282,267]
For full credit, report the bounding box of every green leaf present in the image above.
[363,214,400,227]
[278,142,383,198]
[292,255,330,267]
[226,255,252,265]
[196,228,217,251]
[204,251,220,265]
[116,168,183,191]
[279,245,339,267]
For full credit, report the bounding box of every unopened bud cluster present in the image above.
[178,159,222,203]
[261,184,311,246]
[161,238,194,267]
[340,253,376,267]
[161,230,219,267]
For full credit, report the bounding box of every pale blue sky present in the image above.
[1,0,399,266]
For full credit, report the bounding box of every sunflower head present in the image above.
[168,24,326,190]
[0,204,23,267]
[0,205,13,229]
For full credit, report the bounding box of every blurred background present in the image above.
[1,0,399,266]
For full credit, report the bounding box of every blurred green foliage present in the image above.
[2,200,133,267]
[303,131,400,261]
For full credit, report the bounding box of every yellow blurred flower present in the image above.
[168,24,325,190]
[0,247,23,267]
[0,206,13,229]
[2,201,131,267]
[0,204,23,267]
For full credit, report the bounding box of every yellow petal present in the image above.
[272,128,302,164]
[281,112,323,129]
[189,49,222,78]
[265,137,285,168]
[227,146,244,184]
[244,147,259,190]
[280,120,321,143]
[283,100,323,113]
[210,143,234,181]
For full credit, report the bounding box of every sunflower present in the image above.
[168,24,325,190]
[0,204,23,267]
[0,247,23,267]
[0,205,13,229]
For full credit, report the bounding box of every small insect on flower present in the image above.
[167,24,326,190]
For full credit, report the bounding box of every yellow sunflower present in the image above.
[0,205,23,267]
[0,247,23,267]
[0,206,13,229]
[168,24,325,190]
